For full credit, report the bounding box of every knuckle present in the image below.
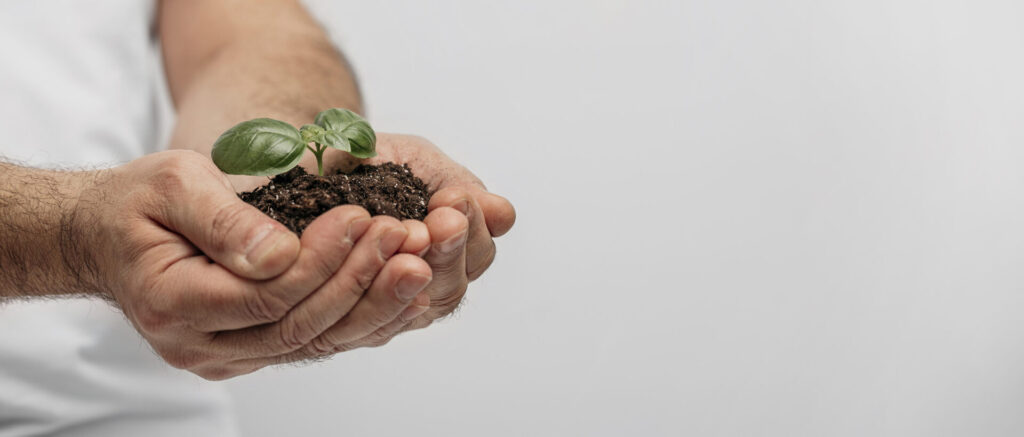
[354,268,377,293]
[133,304,175,335]
[120,188,158,220]
[402,318,433,334]
[331,343,354,354]
[157,347,205,370]
[302,250,340,283]
[147,151,205,198]
[368,308,398,328]
[445,285,467,307]
[344,283,367,303]
[158,149,209,169]
[245,290,290,324]
[206,202,251,254]
[130,280,177,335]
[308,335,338,357]
[160,354,189,370]
[277,317,315,353]
[466,242,496,281]
[431,283,469,318]
[430,253,466,276]
[446,187,472,200]
[360,330,395,349]
[372,215,402,228]
[366,336,393,348]
[435,281,469,306]
[342,270,375,300]
[138,269,164,294]
[433,304,459,320]
[148,168,189,202]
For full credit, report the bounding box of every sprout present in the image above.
[211,108,376,177]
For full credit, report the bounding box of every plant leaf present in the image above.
[299,124,326,144]
[318,130,350,151]
[211,118,307,176]
[313,108,377,158]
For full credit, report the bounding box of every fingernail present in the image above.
[346,218,372,243]
[399,302,430,322]
[435,229,468,255]
[245,225,293,266]
[379,227,407,257]
[451,199,471,218]
[395,274,431,301]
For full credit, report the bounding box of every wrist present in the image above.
[59,168,113,298]
[0,164,109,298]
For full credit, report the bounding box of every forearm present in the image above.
[160,0,363,189]
[0,162,104,298]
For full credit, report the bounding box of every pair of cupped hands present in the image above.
[84,134,514,380]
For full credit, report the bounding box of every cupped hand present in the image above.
[324,133,517,347]
[81,150,434,379]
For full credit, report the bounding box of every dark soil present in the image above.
[240,163,430,235]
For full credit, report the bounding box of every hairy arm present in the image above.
[159,0,363,190]
[0,162,104,298]
[0,1,441,375]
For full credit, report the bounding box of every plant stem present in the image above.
[312,144,325,176]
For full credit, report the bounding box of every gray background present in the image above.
[225,1,1024,435]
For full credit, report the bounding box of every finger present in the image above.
[473,190,517,238]
[149,257,260,333]
[303,254,431,353]
[211,216,407,358]
[431,180,516,238]
[151,161,300,280]
[342,292,430,350]
[399,219,430,256]
[422,207,469,318]
[207,206,373,332]
[219,288,429,372]
[189,364,257,382]
[429,188,493,281]
[402,292,432,323]
[217,243,423,369]
[248,206,372,318]
[144,207,373,334]
[397,313,436,336]
[124,255,249,341]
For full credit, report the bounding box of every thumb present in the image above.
[158,180,300,280]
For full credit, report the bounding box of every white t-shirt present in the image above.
[0,2,238,435]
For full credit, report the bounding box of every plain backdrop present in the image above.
[225,1,1024,436]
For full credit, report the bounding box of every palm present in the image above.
[236,132,513,349]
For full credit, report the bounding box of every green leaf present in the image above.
[299,124,326,144]
[211,118,307,176]
[318,130,351,152]
[313,108,377,158]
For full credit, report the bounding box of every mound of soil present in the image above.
[240,163,430,235]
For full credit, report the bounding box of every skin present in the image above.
[0,0,514,379]
[159,0,514,360]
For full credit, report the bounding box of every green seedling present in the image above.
[211,108,376,177]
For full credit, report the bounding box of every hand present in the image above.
[78,150,434,379]
[324,133,517,348]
